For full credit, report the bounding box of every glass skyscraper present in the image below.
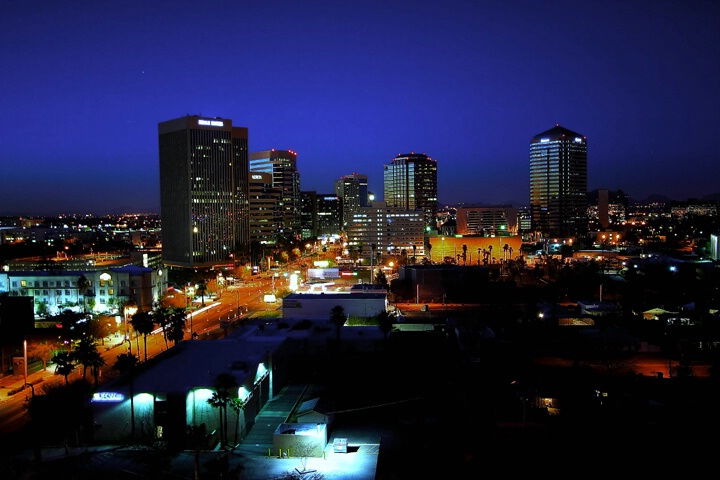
[383,153,438,229]
[334,173,368,230]
[529,125,588,238]
[249,149,301,241]
[158,115,249,269]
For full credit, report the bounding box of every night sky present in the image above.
[2,0,719,216]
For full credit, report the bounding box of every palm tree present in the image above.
[330,305,347,342]
[87,349,106,388]
[229,397,247,445]
[374,270,388,287]
[77,274,91,313]
[207,373,237,447]
[52,350,75,384]
[167,307,187,345]
[73,335,101,380]
[131,310,155,361]
[113,352,139,441]
[113,352,139,373]
[152,304,171,349]
[196,280,208,307]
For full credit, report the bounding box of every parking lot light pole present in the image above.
[186,285,195,339]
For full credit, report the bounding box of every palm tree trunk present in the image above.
[130,377,135,442]
[219,408,224,447]
[194,450,201,480]
[223,406,230,446]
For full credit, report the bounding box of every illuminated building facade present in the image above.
[249,149,301,241]
[249,172,282,245]
[383,153,438,228]
[0,265,165,318]
[455,205,517,236]
[300,191,342,239]
[316,193,343,237]
[347,201,425,263]
[529,125,588,237]
[334,173,369,230]
[158,115,249,269]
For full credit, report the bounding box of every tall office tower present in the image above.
[300,191,318,240]
[249,149,301,241]
[529,125,588,238]
[383,153,438,229]
[300,191,343,239]
[334,173,368,230]
[158,115,249,269]
[516,206,532,237]
[249,172,282,245]
[346,201,425,264]
[316,193,343,237]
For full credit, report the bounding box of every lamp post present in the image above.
[123,302,137,353]
[23,339,28,387]
[187,285,195,339]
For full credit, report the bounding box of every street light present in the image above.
[187,285,195,339]
[23,339,28,387]
[123,302,137,352]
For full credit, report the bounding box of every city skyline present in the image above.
[2,1,719,216]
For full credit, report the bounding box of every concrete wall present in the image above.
[282,293,388,320]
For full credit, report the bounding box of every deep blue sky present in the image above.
[2,0,719,216]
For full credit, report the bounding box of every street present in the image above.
[0,274,281,441]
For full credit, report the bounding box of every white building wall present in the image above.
[282,293,387,320]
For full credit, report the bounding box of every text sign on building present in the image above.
[198,119,224,127]
[92,392,124,402]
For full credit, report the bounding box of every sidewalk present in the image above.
[0,366,56,402]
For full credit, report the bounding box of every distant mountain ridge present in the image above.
[441,192,720,208]
[630,193,720,204]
